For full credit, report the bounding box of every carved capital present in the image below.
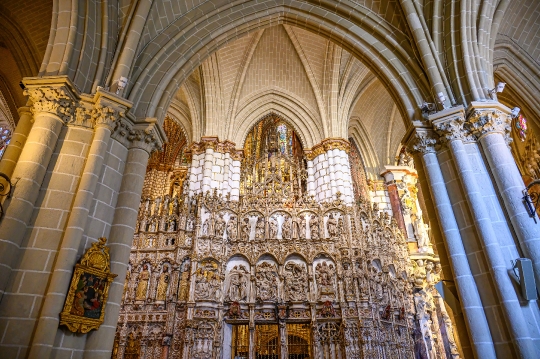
[128,123,163,154]
[432,115,475,143]
[407,128,439,154]
[24,84,76,122]
[465,108,511,140]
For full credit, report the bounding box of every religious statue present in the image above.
[215,215,226,239]
[135,264,150,301]
[414,217,430,249]
[269,218,278,238]
[342,262,355,300]
[315,261,336,300]
[310,215,319,239]
[226,265,249,302]
[226,216,237,240]
[241,217,250,240]
[326,213,338,238]
[156,265,170,301]
[281,218,291,239]
[255,218,265,240]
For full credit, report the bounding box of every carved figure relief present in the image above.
[255,262,279,301]
[283,262,308,301]
[194,261,221,301]
[226,265,249,302]
[315,261,336,300]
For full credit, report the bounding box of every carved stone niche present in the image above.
[241,211,265,241]
[224,257,250,303]
[283,258,309,302]
[298,211,319,240]
[323,210,345,239]
[314,257,337,301]
[255,260,279,302]
[268,211,292,240]
[194,260,221,301]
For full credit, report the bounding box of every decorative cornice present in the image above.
[406,128,439,154]
[188,136,243,159]
[305,138,350,161]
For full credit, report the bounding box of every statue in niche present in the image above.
[167,218,176,232]
[227,265,249,302]
[326,213,338,238]
[255,218,265,240]
[414,216,430,249]
[282,218,291,239]
[226,216,237,240]
[342,263,355,300]
[400,187,415,214]
[178,266,191,301]
[156,264,170,301]
[201,218,209,236]
[241,217,250,240]
[337,215,344,236]
[163,195,170,215]
[315,261,336,300]
[135,264,150,301]
[269,218,278,239]
[148,218,157,232]
[283,262,308,301]
[255,262,278,301]
[310,215,319,240]
[153,197,161,216]
[300,215,308,239]
[215,216,226,238]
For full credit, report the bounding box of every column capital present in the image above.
[22,76,78,122]
[429,106,475,143]
[91,89,133,131]
[406,127,439,154]
[465,101,512,141]
[112,116,164,154]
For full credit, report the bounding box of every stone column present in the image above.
[432,107,537,358]
[84,120,162,358]
[0,105,33,178]
[408,127,496,359]
[201,144,214,193]
[28,92,131,358]
[306,159,316,198]
[380,166,411,234]
[467,102,540,288]
[0,78,77,298]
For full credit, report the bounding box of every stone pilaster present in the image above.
[407,127,495,359]
[431,107,537,358]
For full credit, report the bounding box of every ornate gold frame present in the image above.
[59,237,117,333]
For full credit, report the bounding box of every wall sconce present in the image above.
[116,76,129,95]
[511,107,521,119]
[436,92,448,109]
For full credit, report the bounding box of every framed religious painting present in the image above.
[60,237,117,333]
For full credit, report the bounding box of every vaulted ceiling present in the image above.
[167,25,406,178]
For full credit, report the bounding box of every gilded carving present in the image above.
[59,237,117,333]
